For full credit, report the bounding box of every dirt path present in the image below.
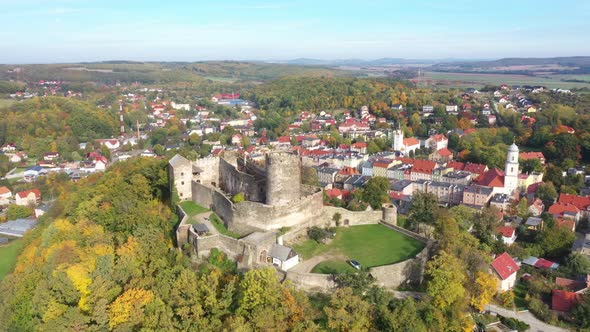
[291,252,348,273]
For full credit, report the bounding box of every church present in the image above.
[475,142,541,196]
[392,127,420,156]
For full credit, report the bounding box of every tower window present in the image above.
[181,172,184,176]
[511,167,514,173]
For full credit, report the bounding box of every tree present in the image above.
[544,164,563,187]
[449,205,477,231]
[380,298,427,332]
[473,207,502,245]
[565,252,590,276]
[520,158,543,174]
[470,272,497,312]
[301,167,319,187]
[324,287,371,332]
[359,176,390,210]
[535,182,558,207]
[572,293,590,328]
[332,212,342,227]
[408,191,438,232]
[425,251,466,310]
[539,225,575,258]
[5,204,34,220]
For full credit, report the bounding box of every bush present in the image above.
[231,192,245,204]
[307,226,330,243]
[498,291,514,308]
[500,316,530,332]
[6,204,34,220]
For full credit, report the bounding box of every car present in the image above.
[349,260,361,270]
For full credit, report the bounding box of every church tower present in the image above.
[392,124,404,152]
[504,142,519,193]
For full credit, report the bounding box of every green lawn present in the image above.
[311,260,357,274]
[0,239,24,281]
[294,224,425,269]
[179,201,209,217]
[209,213,240,239]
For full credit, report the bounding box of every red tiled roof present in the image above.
[552,289,580,312]
[352,142,367,149]
[476,168,505,188]
[491,252,519,280]
[16,189,41,199]
[0,186,11,195]
[430,134,447,142]
[557,217,576,232]
[403,137,420,147]
[464,162,487,175]
[556,277,588,292]
[558,193,590,211]
[498,226,515,238]
[527,182,542,195]
[548,202,580,216]
[436,148,453,157]
[338,166,359,176]
[325,188,342,199]
[519,151,545,161]
[278,136,291,143]
[447,161,465,171]
[463,128,477,135]
[412,159,436,174]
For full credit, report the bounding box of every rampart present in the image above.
[219,157,265,203]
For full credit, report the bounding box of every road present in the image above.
[485,304,568,332]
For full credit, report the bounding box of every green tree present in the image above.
[520,158,543,174]
[324,287,371,332]
[565,252,590,276]
[358,176,390,210]
[425,251,466,310]
[535,182,558,207]
[408,191,438,232]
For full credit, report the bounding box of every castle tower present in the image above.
[168,154,193,201]
[504,142,519,194]
[265,152,301,206]
[392,125,404,152]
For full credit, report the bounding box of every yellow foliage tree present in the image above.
[470,271,497,312]
[108,288,154,329]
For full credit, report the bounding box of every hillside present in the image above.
[431,56,590,74]
[0,97,118,158]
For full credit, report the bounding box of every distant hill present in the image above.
[276,58,447,66]
[431,56,590,73]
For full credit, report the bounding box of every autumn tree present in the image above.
[425,251,466,310]
[470,272,497,312]
[324,287,372,332]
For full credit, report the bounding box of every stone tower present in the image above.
[392,125,404,152]
[504,142,519,194]
[265,152,301,206]
[382,203,398,225]
[169,154,193,201]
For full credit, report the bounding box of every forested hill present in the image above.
[0,97,118,158]
[0,158,321,331]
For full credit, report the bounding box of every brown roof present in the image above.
[0,186,11,195]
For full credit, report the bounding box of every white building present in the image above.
[268,244,299,271]
[491,252,519,291]
[504,143,519,194]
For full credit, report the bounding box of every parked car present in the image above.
[349,260,361,270]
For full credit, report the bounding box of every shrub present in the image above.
[500,316,530,332]
[498,291,514,308]
[231,192,245,203]
[307,226,330,243]
[6,204,34,220]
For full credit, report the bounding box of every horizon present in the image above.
[1,0,589,63]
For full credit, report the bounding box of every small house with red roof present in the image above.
[429,148,453,163]
[491,252,519,291]
[519,151,546,165]
[351,142,367,154]
[0,186,12,206]
[552,290,581,312]
[498,226,517,246]
[425,134,448,151]
[15,189,41,206]
[528,198,545,216]
[557,193,590,218]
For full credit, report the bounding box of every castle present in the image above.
[169,151,324,236]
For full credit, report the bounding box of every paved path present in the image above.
[485,304,568,332]
[290,252,348,273]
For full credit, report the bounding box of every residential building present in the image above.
[491,252,519,291]
[15,189,41,206]
[462,185,493,208]
[268,244,299,271]
[498,226,517,246]
[413,180,465,205]
[425,134,448,151]
[440,171,471,185]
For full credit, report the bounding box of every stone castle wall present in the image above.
[219,157,265,203]
[321,206,383,226]
[192,156,220,188]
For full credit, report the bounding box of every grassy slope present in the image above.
[294,224,424,268]
[0,239,23,281]
[311,260,357,274]
[179,201,209,217]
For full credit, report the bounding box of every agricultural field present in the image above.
[420,71,590,89]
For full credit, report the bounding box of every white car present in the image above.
[349,260,361,270]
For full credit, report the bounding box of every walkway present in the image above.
[485,304,568,332]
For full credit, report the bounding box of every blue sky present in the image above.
[1,0,589,63]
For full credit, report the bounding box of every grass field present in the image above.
[421,71,590,90]
[209,213,240,239]
[179,201,209,217]
[311,260,357,274]
[0,239,23,281]
[295,224,424,272]
[0,99,15,109]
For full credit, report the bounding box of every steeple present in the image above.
[504,142,519,194]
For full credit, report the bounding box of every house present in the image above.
[343,175,370,191]
[519,151,546,165]
[446,105,459,115]
[421,105,434,116]
[317,167,339,188]
[462,185,493,208]
[95,139,120,150]
[556,193,590,218]
[522,256,559,270]
[15,189,41,206]
[498,226,517,246]
[426,134,448,151]
[351,142,367,154]
[552,276,589,312]
[525,217,543,231]
[268,244,299,271]
[0,186,12,206]
[528,198,545,216]
[491,252,519,291]
[429,148,453,163]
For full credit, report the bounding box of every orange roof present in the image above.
[476,168,504,188]
[412,159,436,174]
[0,186,11,195]
[519,151,545,161]
[430,134,447,142]
[558,193,590,211]
[552,289,580,312]
[548,202,580,216]
[352,142,367,148]
[436,148,453,157]
[447,161,465,170]
[403,137,419,147]
[338,166,359,176]
[556,217,576,231]
[16,189,41,199]
[498,226,515,238]
[464,163,487,175]
[325,188,342,199]
[491,252,519,280]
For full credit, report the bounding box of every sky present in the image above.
[1,0,589,63]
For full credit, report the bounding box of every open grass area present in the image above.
[311,260,357,274]
[0,239,24,281]
[294,224,425,270]
[209,213,240,239]
[0,99,16,109]
[179,201,209,217]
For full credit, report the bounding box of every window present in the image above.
[180,193,183,197]
[181,172,184,176]
[181,181,185,185]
